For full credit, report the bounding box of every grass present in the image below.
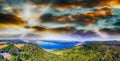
[50,51,63,55]
[14,44,25,48]
[0,42,8,49]
[0,45,8,49]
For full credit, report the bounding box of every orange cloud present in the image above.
[41,6,114,26]
[0,13,24,28]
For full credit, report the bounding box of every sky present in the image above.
[0,0,120,41]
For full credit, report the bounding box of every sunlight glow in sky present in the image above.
[0,0,120,42]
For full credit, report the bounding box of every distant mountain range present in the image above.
[0,39,26,44]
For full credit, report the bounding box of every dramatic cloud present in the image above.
[0,0,119,40]
[0,13,24,28]
[29,0,120,10]
[41,6,113,25]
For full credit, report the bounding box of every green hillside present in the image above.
[60,42,120,61]
[10,44,61,61]
[0,42,120,61]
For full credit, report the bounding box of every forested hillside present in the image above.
[0,42,120,61]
